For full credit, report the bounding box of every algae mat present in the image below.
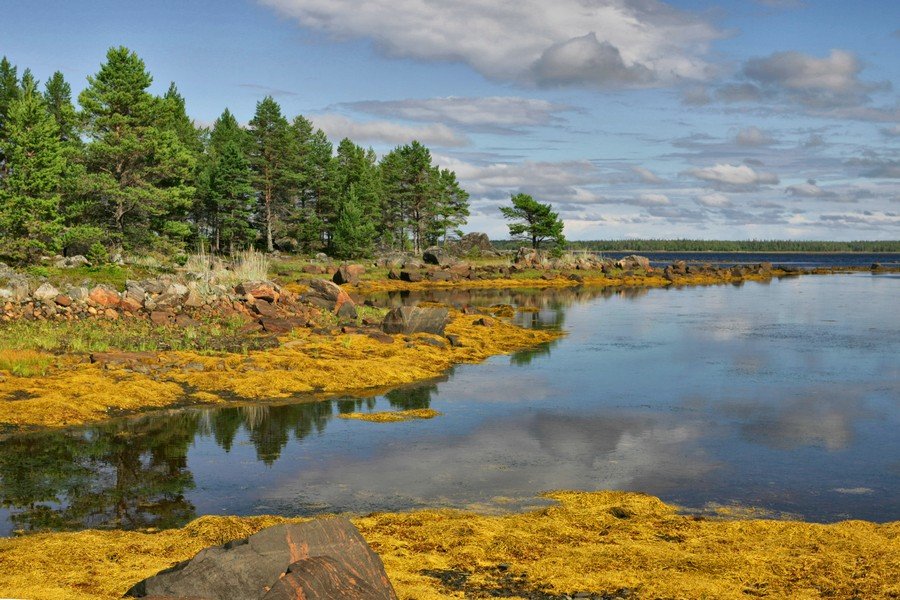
[0,491,897,599]
[0,312,560,430]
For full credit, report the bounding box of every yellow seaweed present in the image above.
[0,491,896,600]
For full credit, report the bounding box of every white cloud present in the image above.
[632,166,665,184]
[340,96,575,132]
[687,163,780,188]
[735,126,775,146]
[310,114,468,147]
[785,180,838,199]
[695,192,732,207]
[635,193,671,206]
[260,0,722,88]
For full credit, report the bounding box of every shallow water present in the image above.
[1,272,898,535]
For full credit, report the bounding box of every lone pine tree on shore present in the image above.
[500,193,566,250]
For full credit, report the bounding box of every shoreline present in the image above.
[0,490,897,599]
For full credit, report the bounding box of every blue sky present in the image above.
[3,0,899,240]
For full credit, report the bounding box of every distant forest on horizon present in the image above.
[493,239,900,253]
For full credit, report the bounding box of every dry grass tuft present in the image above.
[184,247,270,286]
[0,491,897,600]
[337,408,442,422]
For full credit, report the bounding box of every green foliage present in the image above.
[78,46,196,247]
[331,184,376,259]
[553,239,900,253]
[0,80,66,262]
[500,193,566,250]
[0,48,471,265]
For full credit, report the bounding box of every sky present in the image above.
[2,0,899,240]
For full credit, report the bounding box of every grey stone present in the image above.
[381,306,449,336]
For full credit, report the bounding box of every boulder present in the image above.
[399,270,422,283]
[304,279,356,317]
[54,294,72,307]
[381,306,449,336]
[446,232,493,256]
[332,264,364,285]
[125,517,397,600]
[33,282,60,302]
[150,311,176,326]
[427,270,453,282]
[235,281,279,304]
[53,255,90,268]
[89,285,121,308]
[615,255,651,272]
[423,246,452,267]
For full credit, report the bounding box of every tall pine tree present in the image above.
[248,96,291,252]
[78,46,195,248]
[0,81,66,262]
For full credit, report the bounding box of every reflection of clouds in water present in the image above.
[733,392,870,452]
[269,412,714,510]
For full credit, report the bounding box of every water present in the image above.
[599,251,899,269]
[1,271,898,535]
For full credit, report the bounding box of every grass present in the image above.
[0,316,250,355]
[22,264,160,289]
[0,349,56,377]
[184,248,270,286]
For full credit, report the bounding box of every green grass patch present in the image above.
[0,350,56,377]
[0,315,252,355]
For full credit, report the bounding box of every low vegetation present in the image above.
[337,408,442,422]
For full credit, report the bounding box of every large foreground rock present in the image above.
[126,517,397,600]
[381,306,449,336]
[615,254,651,272]
[303,279,357,319]
[422,246,452,267]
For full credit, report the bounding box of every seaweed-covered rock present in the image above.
[381,306,449,336]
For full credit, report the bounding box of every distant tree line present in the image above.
[0,47,470,264]
[493,239,900,253]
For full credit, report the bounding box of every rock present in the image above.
[427,270,453,282]
[150,311,175,326]
[446,334,463,347]
[387,268,401,280]
[90,351,155,366]
[33,282,61,302]
[259,317,295,334]
[175,314,201,328]
[235,281,279,304]
[89,285,120,308]
[367,331,395,344]
[54,294,72,307]
[53,255,90,268]
[252,300,279,318]
[399,270,422,283]
[125,517,397,600]
[759,262,773,272]
[332,264,364,286]
[262,556,389,600]
[304,279,356,317]
[120,295,143,312]
[445,232,493,256]
[423,246,453,266]
[615,255,651,272]
[302,264,326,275]
[474,316,495,327]
[871,262,882,270]
[381,306,449,336]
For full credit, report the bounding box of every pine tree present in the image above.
[0,57,19,177]
[208,142,255,252]
[331,184,376,259]
[161,82,203,154]
[431,168,470,245]
[43,71,79,144]
[500,193,566,250]
[0,83,66,262]
[78,46,195,248]
[248,96,292,252]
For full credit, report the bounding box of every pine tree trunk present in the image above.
[265,189,274,252]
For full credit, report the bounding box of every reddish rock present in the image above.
[381,306,449,336]
[54,294,72,307]
[175,314,201,328]
[90,351,156,366]
[302,264,326,275]
[89,286,121,308]
[235,281,279,304]
[332,264,364,285]
[150,311,175,326]
[104,308,119,320]
[120,296,143,312]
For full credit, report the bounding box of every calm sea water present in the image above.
[0,270,897,535]
[600,251,899,268]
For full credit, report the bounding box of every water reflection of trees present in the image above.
[0,383,440,533]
